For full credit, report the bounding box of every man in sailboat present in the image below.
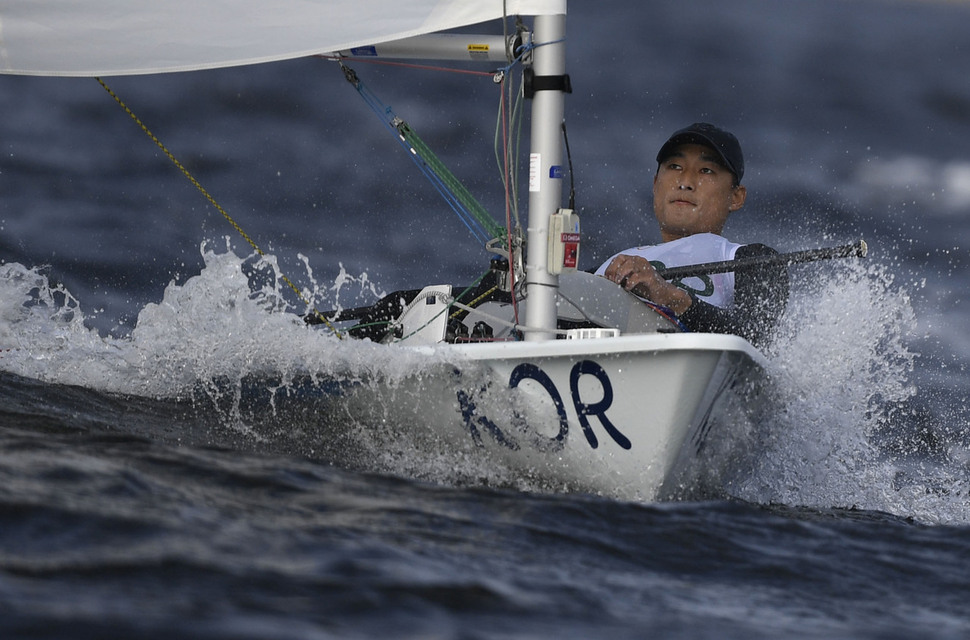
[596,122,789,347]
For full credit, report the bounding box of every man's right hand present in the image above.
[602,254,692,315]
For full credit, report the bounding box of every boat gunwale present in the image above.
[405,332,768,367]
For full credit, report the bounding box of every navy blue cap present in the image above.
[656,122,744,184]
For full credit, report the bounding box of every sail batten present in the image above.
[0,0,566,77]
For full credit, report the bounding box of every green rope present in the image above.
[395,121,507,243]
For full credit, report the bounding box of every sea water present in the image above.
[2,0,970,637]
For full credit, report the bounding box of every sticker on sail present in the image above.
[349,46,378,57]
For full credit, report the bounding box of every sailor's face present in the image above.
[652,143,746,242]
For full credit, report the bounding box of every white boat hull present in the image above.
[343,333,766,501]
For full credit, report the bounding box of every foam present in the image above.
[2,246,967,522]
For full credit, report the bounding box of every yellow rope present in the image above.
[449,285,497,320]
[95,77,341,337]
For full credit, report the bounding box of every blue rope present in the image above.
[334,37,564,246]
[341,63,494,245]
[494,37,565,76]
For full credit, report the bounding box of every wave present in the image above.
[1,243,967,524]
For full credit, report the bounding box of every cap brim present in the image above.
[656,132,732,171]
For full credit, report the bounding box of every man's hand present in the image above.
[602,254,692,315]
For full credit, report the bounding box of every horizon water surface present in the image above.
[2,1,970,638]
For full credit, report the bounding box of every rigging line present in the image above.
[493,72,519,219]
[491,42,525,231]
[393,290,453,342]
[391,270,492,338]
[503,0,511,60]
[318,55,494,78]
[342,65,491,242]
[561,120,576,210]
[489,17,526,319]
[336,60,504,246]
[498,73,521,325]
[450,299,568,337]
[403,136,494,244]
[95,77,342,338]
[493,34,556,78]
[497,1,518,225]
[397,121,503,243]
[524,37,566,52]
[392,270,491,342]
[504,72,525,230]
[449,286,498,320]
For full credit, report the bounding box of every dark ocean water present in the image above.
[3,0,970,637]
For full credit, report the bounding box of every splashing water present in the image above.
[1,246,968,522]
[0,244,515,483]
[0,243,446,396]
[722,260,969,525]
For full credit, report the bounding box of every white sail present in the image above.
[0,0,566,77]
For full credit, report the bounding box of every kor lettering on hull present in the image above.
[457,360,631,452]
